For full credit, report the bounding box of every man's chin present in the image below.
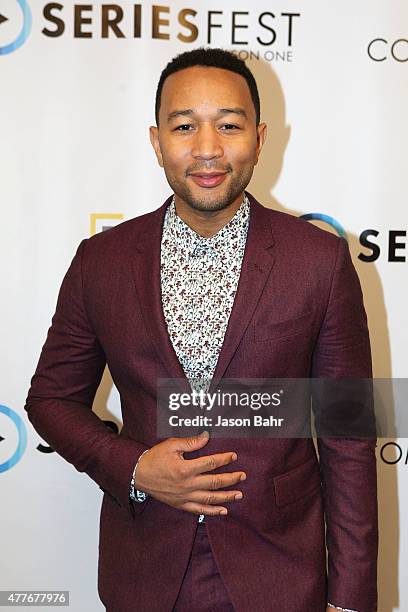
[186,199,231,212]
[183,189,241,213]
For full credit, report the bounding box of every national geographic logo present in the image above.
[1,2,301,62]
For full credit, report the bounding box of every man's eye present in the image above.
[221,124,239,130]
[175,124,193,131]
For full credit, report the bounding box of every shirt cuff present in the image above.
[129,449,150,503]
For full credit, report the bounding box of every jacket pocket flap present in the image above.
[255,311,313,342]
[273,455,321,507]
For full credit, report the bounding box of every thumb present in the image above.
[175,430,210,452]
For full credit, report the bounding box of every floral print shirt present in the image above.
[160,193,250,392]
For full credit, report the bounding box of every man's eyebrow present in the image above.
[167,109,195,122]
[167,107,248,122]
[217,107,248,119]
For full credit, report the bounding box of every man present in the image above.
[25,48,378,611]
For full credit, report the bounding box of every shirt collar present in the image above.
[164,193,250,259]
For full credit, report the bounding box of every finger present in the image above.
[188,489,244,505]
[195,471,247,491]
[187,452,238,476]
[182,502,228,517]
[171,431,210,453]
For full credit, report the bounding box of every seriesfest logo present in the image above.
[300,214,407,263]
[0,403,119,472]
[0,405,27,472]
[0,1,300,61]
[0,0,31,55]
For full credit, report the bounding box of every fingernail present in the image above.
[240,473,246,481]
[200,430,210,437]
[235,492,243,500]
[232,453,238,461]
[220,509,228,515]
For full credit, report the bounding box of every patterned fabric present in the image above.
[160,194,250,393]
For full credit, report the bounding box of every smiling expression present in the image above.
[149,65,267,213]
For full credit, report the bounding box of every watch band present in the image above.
[130,448,150,503]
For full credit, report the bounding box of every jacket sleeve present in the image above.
[24,239,149,518]
[311,237,378,612]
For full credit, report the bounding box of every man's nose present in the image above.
[191,124,223,160]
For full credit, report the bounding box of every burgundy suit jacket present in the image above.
[25,192,378,612]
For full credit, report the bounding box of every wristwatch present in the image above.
[130,449,150,503]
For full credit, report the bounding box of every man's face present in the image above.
[150,66,267,212]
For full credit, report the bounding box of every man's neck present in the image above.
[173,193,245,238]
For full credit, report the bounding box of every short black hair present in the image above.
[155,47,260,126]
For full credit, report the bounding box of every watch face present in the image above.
[135,490,147,503]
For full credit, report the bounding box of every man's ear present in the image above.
[149,126,164,168]
[254,122,267,165]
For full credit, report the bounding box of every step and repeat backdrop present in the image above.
[1,1,407,610]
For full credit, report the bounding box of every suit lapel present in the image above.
[131,192,275,392]
[210,192,275,391]
[131,195,191,392]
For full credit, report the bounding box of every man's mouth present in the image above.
[188,172,228,188]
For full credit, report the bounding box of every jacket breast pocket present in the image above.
[273,455,321,507]
[254,311,313,343]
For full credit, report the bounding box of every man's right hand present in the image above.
[133,431,246,517]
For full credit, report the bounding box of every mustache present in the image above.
[186,164,232,175]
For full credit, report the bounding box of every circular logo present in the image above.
[0,0,32,56]
[0,405,27,472]
[300,213,347,240]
